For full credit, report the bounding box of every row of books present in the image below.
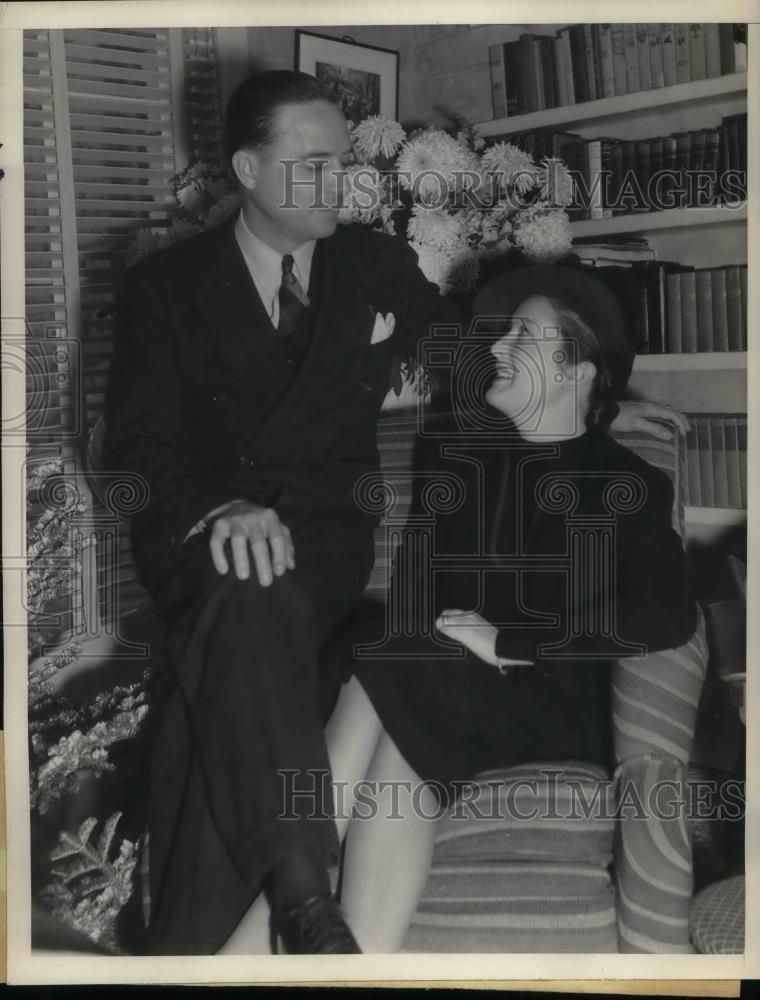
[587,262,748,354]
[489,24,747,118]
[684,414,747,509]
[507,114,747,218]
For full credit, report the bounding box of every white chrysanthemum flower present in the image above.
[352,115,406,161]
[513,206,572,262]
[406,205,468,250]
[411,240,480,295]
[481,141,538,195]
[338,164,387,225]
[396,129,479,203]
[538,157,574,208]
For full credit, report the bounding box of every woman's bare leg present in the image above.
[217,676,383,954]
[340,729,439,954]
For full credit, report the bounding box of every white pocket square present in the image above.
[370,311,395,344]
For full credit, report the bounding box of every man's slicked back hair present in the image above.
[223,70,342,165]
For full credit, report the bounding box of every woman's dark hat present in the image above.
[472,263,636,393]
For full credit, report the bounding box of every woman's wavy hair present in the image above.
[543,297,625,433]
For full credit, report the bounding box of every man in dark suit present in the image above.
[104,70,455,956]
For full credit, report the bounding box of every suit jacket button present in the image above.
[238,455,254,467]
[360,380,373,392]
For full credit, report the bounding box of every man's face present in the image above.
[244,100,354,248]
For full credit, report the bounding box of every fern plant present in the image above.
[40,812,141,954]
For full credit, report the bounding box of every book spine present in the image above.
[587,139,604,220]
[647,137,665,211]
[600,138,614,218]
[636,24,652,91]
[611,25,628,95]
[675,131,692,209]
[666,270,683,352]
[702,127,720,206]
[688,23,707,80]
[598,24,615,97]
[583,24,598,101]
[657,135,676,209]
[661,23,678,86]
[696,416,715,507]
[504,41,522,115]
[725,266,743,350]
[569,25,588,102]
[737,417,747,507]
[695,269,714,351]
[723,417,742,508]
[704,23,722,77]
[711,267,729,351]
[553,36,568,106]
[680,271,698,352]
[560,29,575,104]
[711,417,729,508]
[541,36,557,109]
[620,140,638,214]
[718,23,736,74]
[489,44,508,119]
[610,141,624,215]
[675,23,691,84]
[649,23,665,88]
[519,33,536,112]
[685,424,701,506]
[532,37,546,111]
[634,139,651,212]
[623,24,641,92]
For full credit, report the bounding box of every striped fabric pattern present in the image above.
[432,762,615,867]
[404,862,618,953]
[612,607,708,766]
[614,755,695,953]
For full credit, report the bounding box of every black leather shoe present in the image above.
[272,895,362,954]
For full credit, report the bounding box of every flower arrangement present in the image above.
[27,456,149,951]
[339,111,573,295]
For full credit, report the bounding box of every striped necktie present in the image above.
[278,253,310,336]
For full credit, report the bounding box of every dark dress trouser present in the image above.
[141,505,375,955]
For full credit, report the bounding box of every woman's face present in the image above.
[485,295,573,429]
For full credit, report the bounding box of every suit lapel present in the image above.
[194,221,293,405]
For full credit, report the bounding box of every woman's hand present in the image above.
[613,400,690,440]
[435,610,532,671]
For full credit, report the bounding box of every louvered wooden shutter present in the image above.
[24,27,225,629]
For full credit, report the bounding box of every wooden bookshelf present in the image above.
[569,203,747,239]
[477,72,748,137]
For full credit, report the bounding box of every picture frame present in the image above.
[295,30,399,121]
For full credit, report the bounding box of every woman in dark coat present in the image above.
[324,264,696,952]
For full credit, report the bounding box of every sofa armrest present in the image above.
[612,609,708,953]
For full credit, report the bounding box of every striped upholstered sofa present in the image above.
[364,408,708,954]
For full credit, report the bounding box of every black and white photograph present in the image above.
[1,1,756,987]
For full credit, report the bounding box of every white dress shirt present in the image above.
[234,208,315,327]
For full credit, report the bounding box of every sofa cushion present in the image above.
[433,761,615,867]
[403,860,617,953]
[689,875,744,954]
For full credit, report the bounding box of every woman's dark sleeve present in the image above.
[495,470,697,663]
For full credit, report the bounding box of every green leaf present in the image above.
[97,811,122,861]
[77,817,98,846]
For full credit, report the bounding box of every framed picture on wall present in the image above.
[295,30,399,120]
